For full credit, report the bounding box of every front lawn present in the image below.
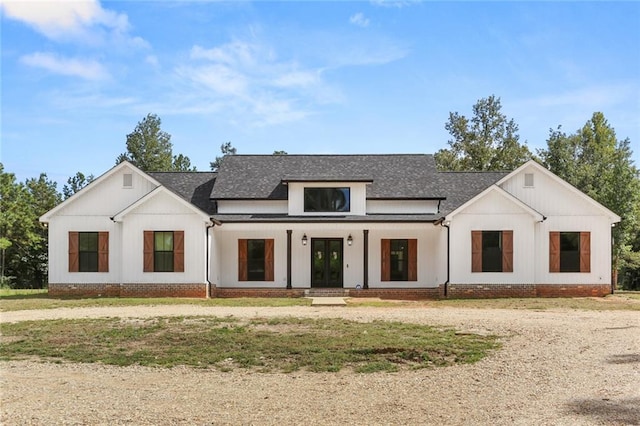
[0,316,499,373]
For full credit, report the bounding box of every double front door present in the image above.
[311,238,343,288]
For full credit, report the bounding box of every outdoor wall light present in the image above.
[302,234,308,246]
[347,234,353,246]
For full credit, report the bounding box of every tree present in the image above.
[0,164,61,288]
[116,113,195,171]
[273,150,288,155]
[435,95,532,171]
[62,172,95,199]
[210,142,237,170]
[538,112,640,288]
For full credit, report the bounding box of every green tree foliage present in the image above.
[210,142,237,170]
[273,150,288,155]
[538,112,640,289]
[116,114,195,171]
[0,164,61,288]
[62,172,95,199]
[435,95,532,171]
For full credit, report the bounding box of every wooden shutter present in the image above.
[471,231,482,272]
[68,232,79,272]
[502,230,513,273]
[580,232,591,273]
[238,239,248,281]
[381,239,391,281]
[173,231,184,272]
[143,231,154,272]
[98,232,109,272]
[408,239,418,281]
[549,232,560,273]
[264,239,274,281]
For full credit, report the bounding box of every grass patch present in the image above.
[0,316,499,373]
[0,290,311,312]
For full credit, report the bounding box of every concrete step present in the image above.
[309,297,347,307]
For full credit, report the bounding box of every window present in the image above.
[154,231,174,272]
[549,231,590,273]
[143,231,184,273]
[79,232,98,272]
[381,239,417,281]
[304,188,350,212]
[238,239,274,281]
[68,231,108,272]
[471,230,513,273]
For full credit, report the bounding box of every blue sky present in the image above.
[2,1,639,188]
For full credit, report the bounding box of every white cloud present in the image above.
[273,71,320,88]
[370,0,418,8]
[0,0,146,47]
[20,52,110,80]
[176,64,248,97]
[349,13,370,28]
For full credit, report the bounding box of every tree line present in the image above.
[1,98,638,289]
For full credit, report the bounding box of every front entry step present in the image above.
[305,288,349,297]
[309,297,347,307]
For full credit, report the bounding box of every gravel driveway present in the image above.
[1,304,639,425]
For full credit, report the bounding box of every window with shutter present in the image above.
[550,231,590,273]
[472,231,513,273]
[381,239,417,282]
[144,231,184,273]
[239,239,274,281]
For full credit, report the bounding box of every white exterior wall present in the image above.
[217,200,287,214]
[367,200,439,214]
[287,182,368,215]
[47,216,122,284]
[120,192,208,284]
[212,222,443,289]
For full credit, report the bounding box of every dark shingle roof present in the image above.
[437,171,509,216]
[149,172,217,214]
[211,154,445,200]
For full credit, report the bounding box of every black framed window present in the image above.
[78,232,98,272]
[482,231,503,272]
[154,231,174,272]
[247,239,266,281]
[304,188,350,212]
[390,239,408,281]
[560,232,580,272]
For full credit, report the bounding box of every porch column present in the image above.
[286,230,292,289]
[363,229,369,289]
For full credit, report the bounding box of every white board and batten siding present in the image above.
[366,199,439,214]
[448,189,537,285]
[120,191,208,284]
[216,200,287,214]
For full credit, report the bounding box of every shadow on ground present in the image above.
[565,397,640,425]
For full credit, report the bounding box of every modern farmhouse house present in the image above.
[40,154,621,299]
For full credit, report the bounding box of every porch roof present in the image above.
[211,213,441,223]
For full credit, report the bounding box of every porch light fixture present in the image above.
[347,234,353,246]
[302,234,308,246]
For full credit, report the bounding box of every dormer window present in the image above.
[304,188,350,212]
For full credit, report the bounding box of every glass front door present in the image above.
[311,238,343,288]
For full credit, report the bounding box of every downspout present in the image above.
[206,222,215,298]
[442,221,450,298]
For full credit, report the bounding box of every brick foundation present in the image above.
[48,283,611,299]
[445,283,611,299]
[212,288,306,298]
[48,283,207,298]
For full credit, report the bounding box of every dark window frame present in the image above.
[390,239,409,281]
[247,239,266,281]
[154,231,174,273]
[481,231,503,272]
[559,232,580,273]
[78,232,99,272]
[303,187,351,212]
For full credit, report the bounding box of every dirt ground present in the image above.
[1,304,639,425]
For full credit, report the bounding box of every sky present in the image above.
[1,0,639,188]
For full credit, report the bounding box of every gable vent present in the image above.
[524,173,534,187]
[123,173,133,188]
